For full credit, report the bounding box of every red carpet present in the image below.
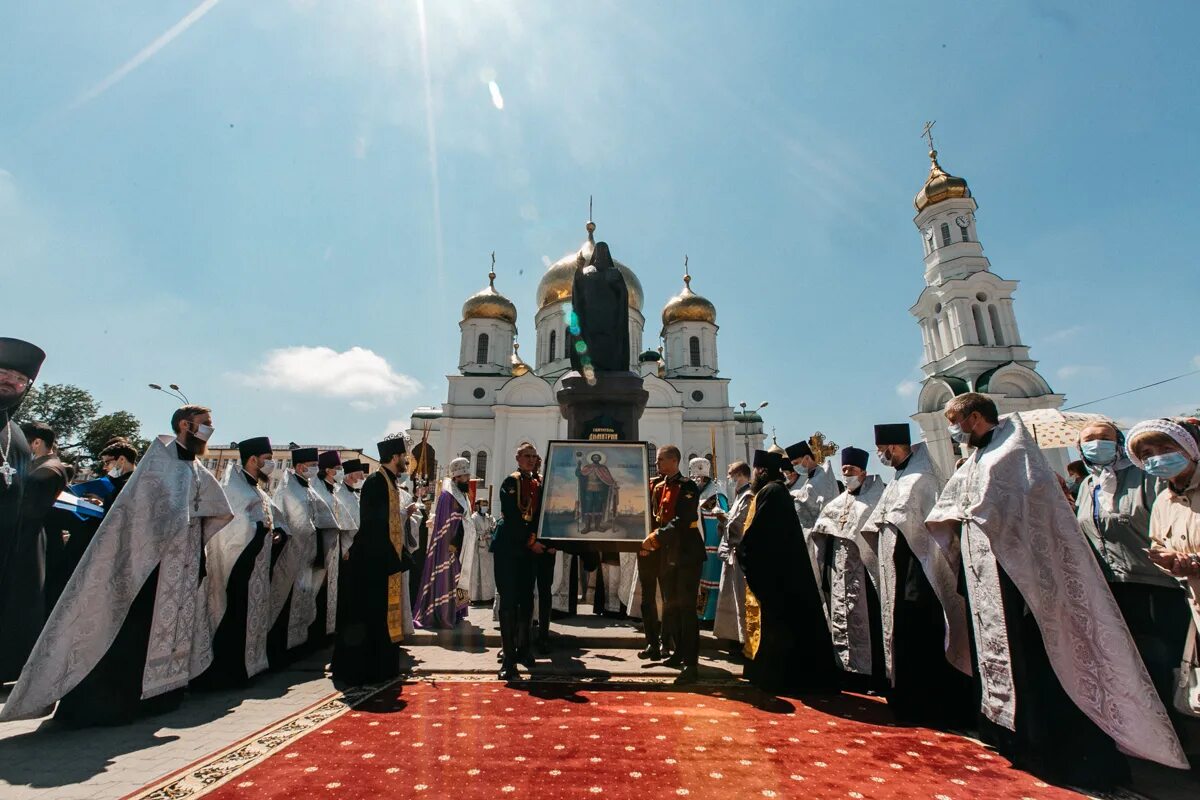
[195,681,1086,800]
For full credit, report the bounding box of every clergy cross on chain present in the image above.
[0,461,14,488]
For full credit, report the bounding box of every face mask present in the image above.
[259,459,276,477]
[107,466,122,479]
[844,475,863,491]
[193,423,214,442]
[334,468,345,484]
[1142,452,1192,480]
[877,449,893,468]
[302,465,319,481]
[1080,440,1117,466]
[948,423,971,445]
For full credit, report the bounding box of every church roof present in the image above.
[535,221,644,312]
[662,267,716,326]
[462,262,517,323]
[914,149,971,212]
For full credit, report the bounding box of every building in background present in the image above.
[199,445,379,494]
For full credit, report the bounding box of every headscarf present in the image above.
[1078,422,1131,513]
[1125,418,1200,470]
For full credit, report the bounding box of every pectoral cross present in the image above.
[0,461,14,488]
[921,120,936,151]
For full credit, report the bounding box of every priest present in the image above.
[926,392,1187,786]
[414,457,474,629]
[737,450,835,693]
[465,499,496,604]
[860,423,972,726]
[193,437,281,689]
[690,457,728,625]
[713,460,752,644]
[268,446,337,662]
[19,422,68,618]
[809,446,887,689]
[0,338,44,683]
[331,436,415,685]
[1,405,233,724]
[787,440,839,529]
[340,458,367,526]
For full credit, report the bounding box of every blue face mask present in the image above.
[948,423,971,445]
[1142,452,1192,479]
[1081,440,1118,466]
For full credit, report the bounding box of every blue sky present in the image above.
[2,1,1198,453]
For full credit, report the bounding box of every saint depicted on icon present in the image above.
[575,450,619,533]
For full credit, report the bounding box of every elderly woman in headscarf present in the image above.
[1076,420,1191,706]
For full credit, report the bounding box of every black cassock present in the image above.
[331,468,408,686]
[0,419,37,682]
[737,480,836,694]
[25,455,68,616]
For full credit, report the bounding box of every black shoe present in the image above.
[534,638,551,655]
[518,652,536,670]
[673,666,699,685]
[662,655,685,669]
[496,649,505,662]
[637,645,662,661]
[498,664,520,682]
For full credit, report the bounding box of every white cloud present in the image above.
[1056,365,1110,381]
[895,380,920,398]
[239,346,420,407]
[487,80,505,110]
[1192,354,1200,369]
[1043,325,1086,344]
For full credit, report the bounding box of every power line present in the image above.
[1063,368,1200,411]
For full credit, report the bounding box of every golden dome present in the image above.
[914,150,970,212]
[535,221,644,312]
[462,263,517,324]
[510,342,530,377]
[661,269,716,326]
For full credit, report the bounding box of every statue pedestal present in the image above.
[556,371,649,442]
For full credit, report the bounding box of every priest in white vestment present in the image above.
[269,446,338,658]
[786,440,840,529]
[809,446,886,688]
[193,436,282,688]
[926,393,1186,787]
[713,460,753,643]
[860,423,972,726]
[465,500,496,603]
[1,408,233,724]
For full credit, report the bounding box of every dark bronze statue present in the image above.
[568,241,631,373]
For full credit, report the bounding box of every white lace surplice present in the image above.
[0,436,233,721]
[861,442,971,680]
[926,417,1187,769]
[273,471,338,649]
[809,476,886,675]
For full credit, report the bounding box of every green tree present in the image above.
[83,411,149,463]
[13,383,99,446]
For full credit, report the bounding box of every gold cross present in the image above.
[921,120,936,151]
[808,432,839,465]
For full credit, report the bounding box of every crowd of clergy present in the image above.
[2,335,1200,790]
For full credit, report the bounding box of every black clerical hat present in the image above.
[752,449,772,469]
[874,424,910,447]
[378,437,407,461]
[291,446,318,464]
[841,446,869,470]
[238,436,272,460]
[318,450,342,470]
[785,440,813,461]
[342,459,365,474]
[0,337,46,381]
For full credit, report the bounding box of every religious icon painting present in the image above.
[537,440,651,549]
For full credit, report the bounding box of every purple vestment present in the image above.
[413,489,468,629]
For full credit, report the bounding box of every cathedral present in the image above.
[405,221,766,496]
[907,143,1064,475]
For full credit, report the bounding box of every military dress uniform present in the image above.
[644,472,702,681]
[492,469,542,675]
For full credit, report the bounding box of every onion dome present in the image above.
[536,220,644,312]
[462,258,517,323]
[914,149,970,212]
[510,342,530,377]
[638,348,662,363]
[661,261,716,326]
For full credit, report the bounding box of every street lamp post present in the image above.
[148,383,189,403]
[737,401,768,463]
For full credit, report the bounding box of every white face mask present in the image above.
[302,465,319,481]
[844,474,863,491]
[107,466,122,479]
[948,422,971,445]
[259,459,276,477]
[334,468,345,484]
[877,449,893,468]
[193,423,214,442]
[478,505,489,515]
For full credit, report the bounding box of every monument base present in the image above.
[556,370,649,442]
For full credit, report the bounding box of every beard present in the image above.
[750,471,782,493]
[185,433,208,456]
[454,479,471,493]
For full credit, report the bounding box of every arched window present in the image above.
[461,449,471,461]
[475,450,488,481]
[476,333,489,364]
[988,305,1006,346]
[688,336,701,367]
[961,226,970,243]
[940,223,952,247]
[548,330,557,362]
[971,304,988,346]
